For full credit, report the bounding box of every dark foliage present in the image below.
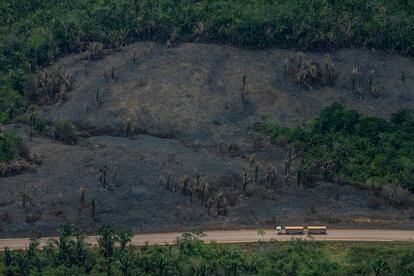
[266,103,414,195]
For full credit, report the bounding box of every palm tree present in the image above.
[15,251,30,276]
[3,247,13,276]
[91,199,97,219]
[80,187,86,209]
[240,169,250,192]
[26,237,41,273]
[206,196,214,216]
[55,223,75,265]
[372,258,389,276]
[116,230,133,251]
[118,251,133,276]
[97,225,115,259]
[74,232,86,265]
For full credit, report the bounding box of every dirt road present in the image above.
[1,229,413,251]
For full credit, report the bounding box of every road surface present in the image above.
[1,229,413,251]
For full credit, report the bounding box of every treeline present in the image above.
[1,224,414,275]
[265,103,414,199]
[1,0,414,122]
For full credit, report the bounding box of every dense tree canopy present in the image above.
[266,103,414,194]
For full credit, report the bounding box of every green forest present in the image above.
[265,104,414,202]
[1,226,414,275]
[1,0,414,122]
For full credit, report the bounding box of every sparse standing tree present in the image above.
[125,119,132,139]
[241,75,248,105]
[266,165,277,187]
[351,68,358,93]
[158,176,166,190]
[216,191,223,215]
[178,175,190,195]
[200,177,209,204]
[400,70,406,82]
[190,182,197,203]
[357,84,363,101]
[227,162,232,176]
[283,57,290,75]
[240,169,250,193]
[368,69,374,94]
[324,57,336,85]
[113,166,117,185]
[22,191,28,210]
[242,75,247,92]
[254,164,260,184]
[194,140,199,152]
[166,170,173,191]
[80,187,86,209]
[206,196,214,216]
[91,199,96,220]
[99,166,108,187]
[284,146,297,180]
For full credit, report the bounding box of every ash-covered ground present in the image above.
[1,43,414,237]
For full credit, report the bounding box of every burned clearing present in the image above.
[1,43,414,237]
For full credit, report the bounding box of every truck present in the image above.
[307,226,327,235]
[276,225,327,235]
[276,226,305,235]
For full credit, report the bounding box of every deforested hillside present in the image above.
[1,42,414,237]
[1,1,414,237]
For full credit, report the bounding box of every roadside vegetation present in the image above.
[1,225,414,275]
[265,103,414,204]
[1,0,414,122]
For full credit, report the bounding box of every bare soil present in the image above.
[1,43,414,237]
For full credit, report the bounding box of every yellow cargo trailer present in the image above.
[307,226,327,234]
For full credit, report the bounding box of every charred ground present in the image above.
[1,43,414,237]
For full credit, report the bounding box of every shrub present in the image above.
[0,130,24,162]
[283,53,337,88]
[0,88,25,123]
[53,120,79,145]
[380,185,413,207]
[84,42,104,60]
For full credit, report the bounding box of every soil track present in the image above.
[1,43,414,237]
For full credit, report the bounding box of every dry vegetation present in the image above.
[30,70,74,105]
[283,53,337,89]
